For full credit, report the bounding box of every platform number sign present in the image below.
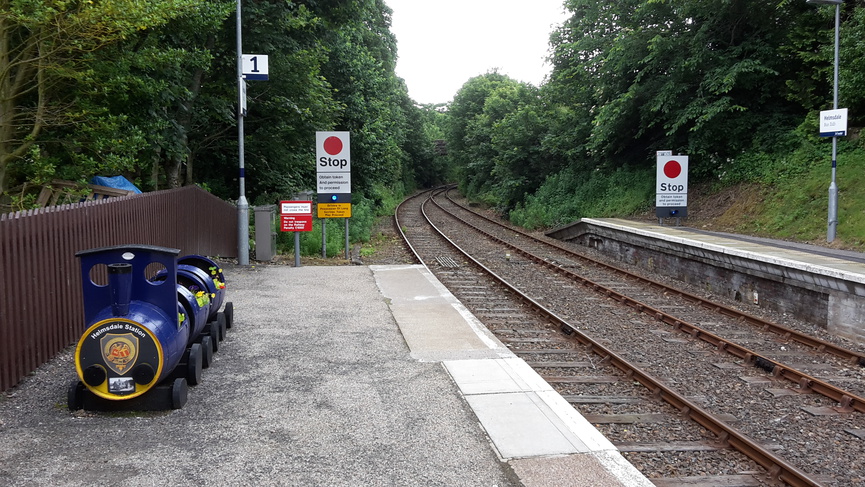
[242,55,269,81]
[655,152,688,218]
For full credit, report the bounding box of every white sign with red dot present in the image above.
[655,154,688,208]
[316,132,351,173]
[316,131,351,195]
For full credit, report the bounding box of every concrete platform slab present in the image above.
[466,391,589,458]
[511,452,654,487]
[372,265,509,361]
[371,264,652,486]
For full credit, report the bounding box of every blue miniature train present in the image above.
[68,245,233,411]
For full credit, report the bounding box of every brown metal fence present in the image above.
[0,186,238,392]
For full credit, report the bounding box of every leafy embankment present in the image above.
[510,140,865,252]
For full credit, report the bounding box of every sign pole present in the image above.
[321,218,326,258]
[294,232,301,267]
[345,218,350,259]
[827,1,841,242]
[235,0,249,266]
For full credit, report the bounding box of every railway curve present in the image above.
[394,187,865,487]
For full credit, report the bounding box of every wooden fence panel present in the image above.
[0,186,238,391]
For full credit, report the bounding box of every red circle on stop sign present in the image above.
[664,160,681,179]
[323,136,343,155]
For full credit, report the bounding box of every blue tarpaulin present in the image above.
[89,176,142,194]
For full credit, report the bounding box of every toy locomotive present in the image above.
[68,245,234,411]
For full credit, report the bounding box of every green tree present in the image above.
[549,0,819,176]
[447,72,515,202]
[0,0,202,194]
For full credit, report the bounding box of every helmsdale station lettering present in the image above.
[90,322,146,340]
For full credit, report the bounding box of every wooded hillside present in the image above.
[3,0,864,248]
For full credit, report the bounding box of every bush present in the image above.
[510,166,654,229]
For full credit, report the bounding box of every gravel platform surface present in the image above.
[0,264,518,487]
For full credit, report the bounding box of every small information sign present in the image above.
[280,200,313,232]
[318,203,352,219]
[819,108,848,137]
[281,201,312,214]
[281,215,313,232]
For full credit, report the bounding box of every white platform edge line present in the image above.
[591,450,658,487]
[582,218,865,285]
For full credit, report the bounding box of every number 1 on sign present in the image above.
[242,54,269,80]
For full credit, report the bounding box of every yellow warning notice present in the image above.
[317,203,351,218]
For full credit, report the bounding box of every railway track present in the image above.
[394,188,865,487]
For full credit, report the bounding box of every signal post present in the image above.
[316,132,351,258]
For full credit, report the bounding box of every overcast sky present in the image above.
[386,0,570,105]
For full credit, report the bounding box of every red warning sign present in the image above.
[280,200,313,232]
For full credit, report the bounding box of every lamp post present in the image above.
[236,0,249,265]
[807,0,842,242]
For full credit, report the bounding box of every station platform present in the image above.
[549,218,865,345]
[578,218,865,277]
[371,264,652,486]
[0,261,652,486]
[228,263,652,486]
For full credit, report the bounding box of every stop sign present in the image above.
[316,131,350,172]
[656,154,688,218]
[656,156,688,196]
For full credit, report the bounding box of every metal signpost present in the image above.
[315,132,352,258]
[807,0,844,242]
[235,0,269,264]
[655,151,689,225]
[235,1,248,265]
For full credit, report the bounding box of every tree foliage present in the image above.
[0,0,202,194]
[444,0,865,223]
[1,0,449,220]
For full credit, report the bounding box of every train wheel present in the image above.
[217,312,227,341]
[200,336,213,369]
[171,378,188,409]
[208,322,220,353]
[187,343,203,386]
[67,381,85,411]
[223,302,234,329]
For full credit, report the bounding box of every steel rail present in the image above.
[443,188,865,368]
[392,189,428,266]
[432,192,865,414]
[410,189,824,487]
